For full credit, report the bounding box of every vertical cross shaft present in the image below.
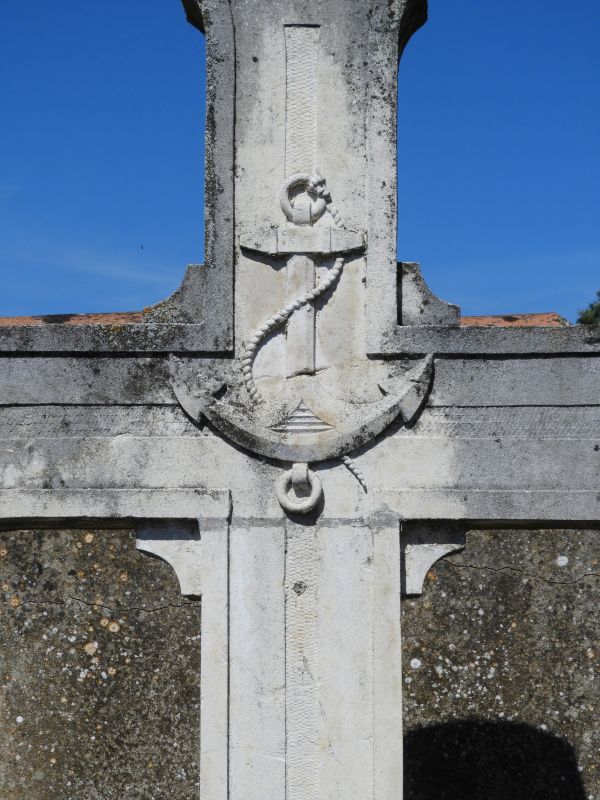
[283,26,320,376]
[225,518,405,800]
[179,4,427,800]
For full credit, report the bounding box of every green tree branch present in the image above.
[577,290,600,325]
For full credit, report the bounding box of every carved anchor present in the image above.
[238,173,370,513]
[170,175,434,515]
[239,174,364,396]
[169,354,434,513]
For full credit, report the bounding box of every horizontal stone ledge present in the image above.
[0,488,231,521]
[430,357,600,407]
[0,323,229,354]
[0,355,598,407]
[373,324,600,356]
[376,489,600,522]
[1,404,599,438]
[0,322,598,356]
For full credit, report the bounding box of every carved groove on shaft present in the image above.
[285,522,319,800]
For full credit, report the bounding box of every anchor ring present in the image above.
[277,466,323,514]
[279,173,327,226]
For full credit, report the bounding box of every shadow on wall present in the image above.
[405,719,586,800]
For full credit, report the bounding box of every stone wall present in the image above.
[1,527,598,800]
[403,528,599,800]
[0,528,201,800]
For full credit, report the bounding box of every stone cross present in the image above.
[1,0,599,797]
[163,6,432,798]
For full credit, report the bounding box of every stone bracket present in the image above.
[399,263,460,327]
[401,521,466,597]
[0,488,232,600]
[136,522,203,597]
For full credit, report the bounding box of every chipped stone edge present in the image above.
[399,263,460,327]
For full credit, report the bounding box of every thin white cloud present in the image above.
[0,244,177,287]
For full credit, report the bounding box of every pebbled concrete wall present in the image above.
[403,528,599,800]
[1,526,597,800]
[0,528,201,800]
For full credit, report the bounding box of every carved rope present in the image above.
[242,255,345,403]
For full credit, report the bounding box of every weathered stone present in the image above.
[377,321,600,356]
[2,527,598,799]
[401,521,466,596]
[399,263,460,326]
[1,0,598,797]
[143,266,233,343]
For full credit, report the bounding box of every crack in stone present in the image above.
[444,559,600,587]
[22,595,200,614]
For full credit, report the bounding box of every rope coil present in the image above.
[242,256,345,403]
[341,456,368,492]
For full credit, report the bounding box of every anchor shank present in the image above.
[285,254,317,376]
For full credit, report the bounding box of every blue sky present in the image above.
[1,1,598,321]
